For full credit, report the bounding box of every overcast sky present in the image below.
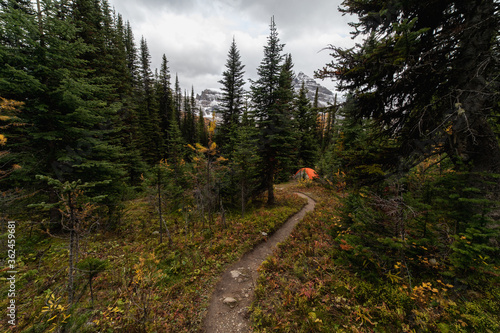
[107,0,359,95]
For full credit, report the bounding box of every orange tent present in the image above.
[294,168,319,180]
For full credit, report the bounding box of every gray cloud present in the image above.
[108,0,357,94]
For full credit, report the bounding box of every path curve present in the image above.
[203,192,316,333]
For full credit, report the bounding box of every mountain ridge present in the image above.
[195,72,336,118]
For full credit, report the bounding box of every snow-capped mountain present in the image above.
[195,88,223,118]
[292,72,336,108]
[195,72,336,118]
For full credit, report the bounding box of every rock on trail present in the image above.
[203,192,316,333]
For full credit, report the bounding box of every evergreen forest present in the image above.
[1,0,499,332]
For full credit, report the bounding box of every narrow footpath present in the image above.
[203,192,316,332]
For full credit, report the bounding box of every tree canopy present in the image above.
[317,0,500,173]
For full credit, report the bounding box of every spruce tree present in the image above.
[174,74,182,125]
[124,20,138,86]
[108,15,145,186]
[294,81,318,168]
[217,37,246,156]
[197,108,208,146]
[158,54,174,143]
[180,88,196,145]
[72,0,107,73]
[251,17,294,205]
[0,0,39,97]
[137,36,164,163]
[189,87,197,143]
[232,107,260,216]
[167,108,185,165]
[274,53,297,181]
[317,0,500,174]
[0,0,127,218]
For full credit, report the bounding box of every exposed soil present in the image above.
[203,192,316,332]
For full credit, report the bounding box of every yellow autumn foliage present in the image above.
[1,97,24,177]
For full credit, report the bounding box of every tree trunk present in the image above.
[68,229,75,304]
[267,175,275,205]
[89,277,94,307]
[241,182,245,217]
[67,195,78,304]
[158,179,163,244]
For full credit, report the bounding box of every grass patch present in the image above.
[1,190,306,332]
[251,185,500,332]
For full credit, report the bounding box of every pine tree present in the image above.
[72,0,107,71]
[251,17,294,205]
[180,88,196,145]
[124,20,138,86]
[294,81,318,168]
[0,0,39,97]
[317,0,500,174]
[217,37,246,156]
[167,106,185,165]
[137,36,164,163]
[312,87,326,150]
[174,74,182,125]
[274,53,297,181]
[106,15,145,187]
[189,87,197,143]
[31,175,106,304]
[0,0,127,219]
[232,107,260,216]
[158,54,174,143]
[197,108,208,146]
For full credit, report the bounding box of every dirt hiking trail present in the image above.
[203,192,316,332]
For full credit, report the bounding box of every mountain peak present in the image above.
[196,72,336,118]
[293,72,335,107]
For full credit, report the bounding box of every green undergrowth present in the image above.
[251,184,500,332]
[0,191,306,332]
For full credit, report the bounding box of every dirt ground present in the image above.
[203,192,316,332]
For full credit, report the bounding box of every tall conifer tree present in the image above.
[124,20,138,86]
[197,108,208,146]
[217,37,246,155]
[0,0,126,215]
[174,74,182,125]
[181,90,196,144]
[295,81,318,168]
[274,53,297,180]
[317,0,500,173]
[251,17,294,205]
[232,107,260,216]
[158,54,174,143]
[137,37,163,163]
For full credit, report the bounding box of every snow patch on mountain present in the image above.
[195,88,224,118]
[293,72,336,107]
[195,72,336,118]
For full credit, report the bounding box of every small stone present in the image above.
[261,232,268,236]
[152,231,160,235]
[223,297,238,307]
[230,270,241,278]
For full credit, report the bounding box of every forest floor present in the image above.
[203,191,316,332]
[3,184,311,332]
